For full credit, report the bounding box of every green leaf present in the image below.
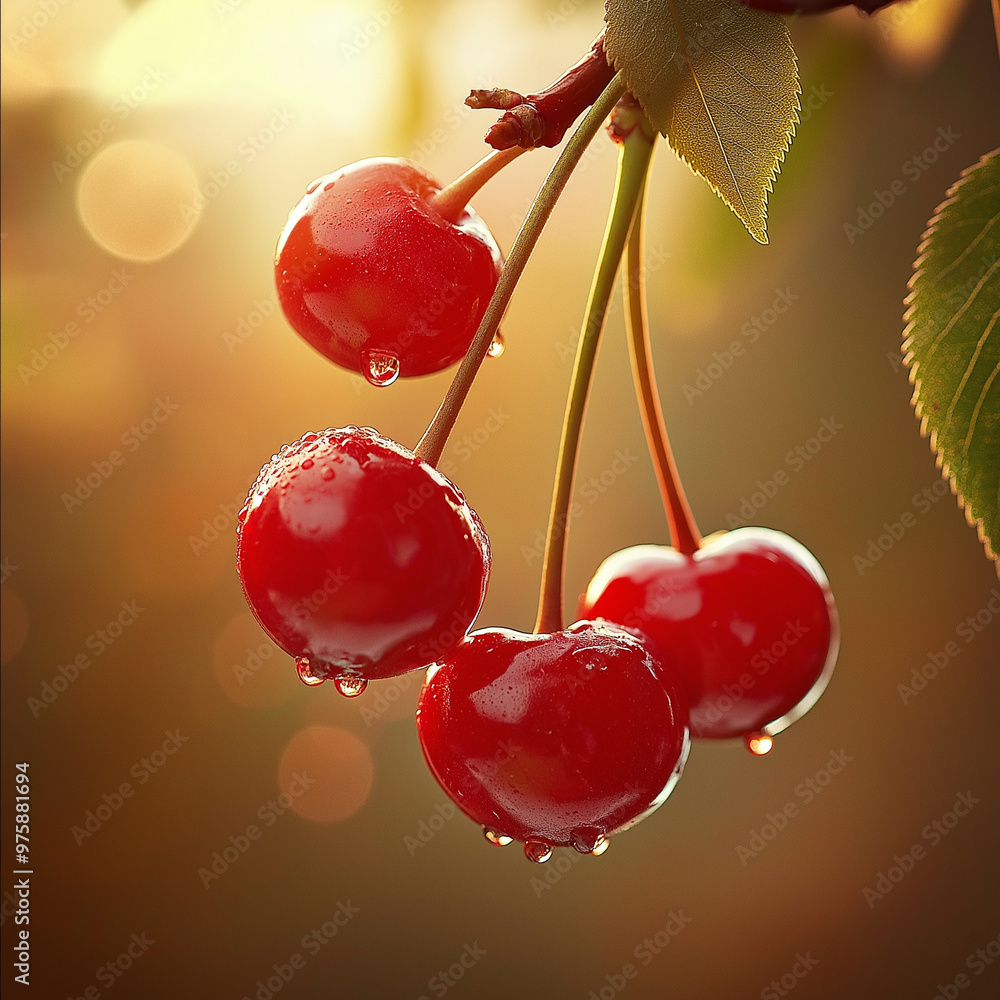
[604,0,799,244]
[903,149,1000,566]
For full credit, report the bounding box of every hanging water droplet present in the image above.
[483,828,513,847]
[295,657,325,687]
[745,732,773,756]
[570,827,606,855]
[524,840,552,864]
[362,350,400,387]
[333,675,368,698]
[487,331,505,358]
[591,838,610,856]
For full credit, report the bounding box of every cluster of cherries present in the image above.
[237,36,840,864]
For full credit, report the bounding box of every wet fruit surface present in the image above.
[580,527,838,741]
[416,620,690,856]
[274,158,503,383]
[236,426,491,688]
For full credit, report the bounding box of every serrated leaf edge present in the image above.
[605,1,801,245]
[901,148,1000,566]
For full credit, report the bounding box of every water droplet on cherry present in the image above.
[306,179,321,194]
[362,350,400,387]
[296,656,325,687]
[320,466,336,481]
[301,458,314,469]
[483,828,513,847]
[323,180,336,191]
[746,732,773,756]
[570,827,606,854]
[487,331,505,358]
[591,837,610,856]
[333,675,368,698]
[524,840,552,864]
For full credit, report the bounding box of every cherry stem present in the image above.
[471,30,615,151]
[431,146,528,224]
[534,109,655,635]
[415,73,627,467]
[624,144,702,557]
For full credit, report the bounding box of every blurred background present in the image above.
[2,0,999,997]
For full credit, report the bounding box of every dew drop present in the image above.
[487,331,505,358]
[237,504,249,523]
[362,350,400,387]
[746,732,773,756]
[333,675,368,698]
[320,466,336,481]
[591,838,610,856]
[570,827,606,855]
[295,657,325,687]
[483,828,513,847]
[301,458,314,470]
[305,179,321,194]
[323,180,336,191]
[524,840,552,864]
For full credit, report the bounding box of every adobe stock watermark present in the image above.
[223,291,279,352]
[681,288,799,403]
[27,600,145,718]
[930,929,1000,1000]
[17,268,135,385]
[724,416,843,529]
[844,126,961,244]
[862,790,980,908]
[52,65,170,182]
[340,1,401,63]
[189,500,242,556]
[521,448,639,565]
[736,749,853,865]
[71,730,189,846]
[358,672,416,727]
[178,109,296,224]
[62,398,179,513]
[416,942,487,1000]
[585,910,693,1000]
[197,771,316,888]
[407,74,500,168]
[853,477,953,575]
[238,902,360,1000]
[68,932,155,999]
[404,801,457,857]
[760,952,819,1000]
[897,588,1000,705]
[5,0,74,51]
[436,405,512,479]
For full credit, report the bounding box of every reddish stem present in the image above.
[624,171,703,557]
[431,146,527,224]
[468,31,616,151]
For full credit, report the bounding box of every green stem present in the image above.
[624,153,702,556]
[431,146,527,224]
[415,73,627,466]
[534,119,655,635]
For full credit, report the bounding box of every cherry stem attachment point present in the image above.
[534,107,655,635]
[415,73,628,467]
[432,146,528,224]
[624,146,702,557]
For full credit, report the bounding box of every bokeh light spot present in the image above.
[76,139,201,261]
[278,725,373,824]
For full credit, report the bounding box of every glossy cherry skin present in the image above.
[236,427,490,689]
[416,620,690,856]
[275,158,503,383]
[579,528,838,742]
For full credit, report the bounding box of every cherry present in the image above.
[416,620,690,860]
[579,528,838,746]
[236,426,491,695]
[274,158,503,385]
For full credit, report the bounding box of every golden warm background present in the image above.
[2,1,999,997]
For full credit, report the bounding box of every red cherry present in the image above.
[579,528,838,744]
[274,158,503,384]
[416,620,690,860]
[236,427,490,694]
